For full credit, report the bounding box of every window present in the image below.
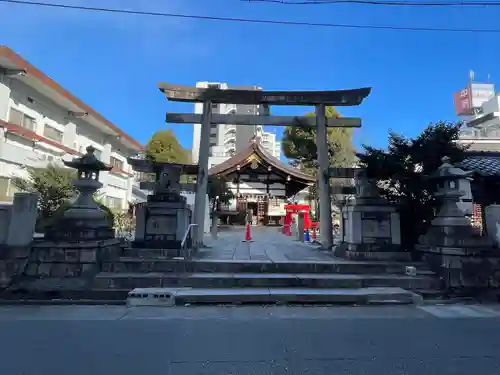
[9,108,36,131]
[110,156,124,171]
[43,125,63,143]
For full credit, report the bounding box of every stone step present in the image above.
[121,248,184,259]
[101,258,433,275]
[127,287,416,306]
[94,272,439,290]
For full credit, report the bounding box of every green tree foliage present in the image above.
[145,129,190,164]
[356,121,468,252]
[207,175,234,211]
[281,106,356,171]
[11,164,76,222]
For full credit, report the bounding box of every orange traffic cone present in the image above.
[243,222,253,242]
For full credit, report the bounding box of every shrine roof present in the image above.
[456,151,500,177]
[208,140,315,183]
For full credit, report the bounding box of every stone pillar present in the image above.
[211,214,218,239]
[297,212,305,242]
[315,104,333,249]
[133,202,146,242]
[0,204,12,245]
[194,100,212,244]
[6,192,38,247]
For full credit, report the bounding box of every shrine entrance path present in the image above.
[198,226,335,263]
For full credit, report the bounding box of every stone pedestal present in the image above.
[17,239,122,291]
[335,170,404,261]
[127,159,198,253]
[133,191,192,249]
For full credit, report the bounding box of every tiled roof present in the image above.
[208,140,315,182]
[456,152,500,177]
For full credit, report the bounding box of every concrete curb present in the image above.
[0,299,126,306]
[127,287,416,307]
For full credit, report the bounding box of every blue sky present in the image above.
[2,0,500,155]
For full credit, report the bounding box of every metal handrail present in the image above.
[181,223,199,259]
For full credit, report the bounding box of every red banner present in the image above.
[453,86,473,116]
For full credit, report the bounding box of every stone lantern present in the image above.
[416,156,500,290]
[417,156,493,254]
[426,156,475,229]
[45,145,114,242]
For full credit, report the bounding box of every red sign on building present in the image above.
[453,86,473,116]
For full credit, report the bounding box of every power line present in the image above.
[244,0,500,6]
[1,0,500,33]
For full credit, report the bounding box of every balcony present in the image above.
[0,140,67,168]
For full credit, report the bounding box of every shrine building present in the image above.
[208,136,315,225]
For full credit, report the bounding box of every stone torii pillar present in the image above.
[193,100,213,245]
[315,104,334,250]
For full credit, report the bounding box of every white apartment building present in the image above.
[192,82,281,168]
[0,46,145,209]
[458,93,500,152]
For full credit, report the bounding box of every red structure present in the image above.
[283,204,311,236]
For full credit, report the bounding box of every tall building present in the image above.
[191,82,281,167]
[0,46,145,208]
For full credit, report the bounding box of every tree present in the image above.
[281,106,356,170]
[11,164,76,223]
[207,175,234,212]
[356,121,468,252]
[145,129,190,164]
[281,106,356,214]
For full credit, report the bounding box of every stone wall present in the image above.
[418,246,500,292]
[13,239,122,291]
[0,246,31,289]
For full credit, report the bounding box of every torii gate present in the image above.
[158,83,371,249]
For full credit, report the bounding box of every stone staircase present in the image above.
[90,252,441,305]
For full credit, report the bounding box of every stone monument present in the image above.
[416,157,500,291]
[128,154,198,251]
[335,169,403,260]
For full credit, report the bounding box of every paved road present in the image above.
[199,226,334,262]
[1,304,500,374]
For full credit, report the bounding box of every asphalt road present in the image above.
[1,305,500,375]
